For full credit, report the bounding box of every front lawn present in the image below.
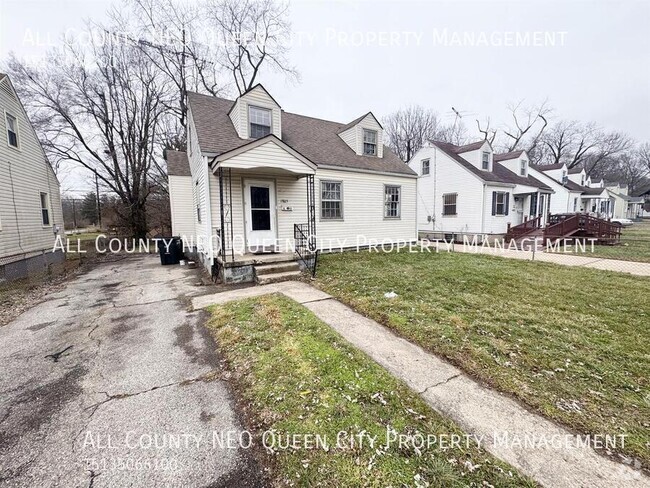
[315,251,650,465]
[207,294,534,487]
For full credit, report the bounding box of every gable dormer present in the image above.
[495,150,528,177]
[456,141,493,172]
[338,112,384,158]
[228,84,282,140]
[568,167,586,186]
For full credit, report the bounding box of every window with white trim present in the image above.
[494,191,507,215]
[40,192,50,225]
[321,181,342,219]
[6,113,18,148]
[249,106,271,138]
[442,193,457,216]
[421,159,430,175]
[384,185,401,218]
[520,160,527,176]
[482,151,490,170]
[363,129,377,156]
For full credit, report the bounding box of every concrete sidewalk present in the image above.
[193,282,647,488]
[448,244,650,276]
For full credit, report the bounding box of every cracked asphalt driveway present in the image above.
[0,255,262,487]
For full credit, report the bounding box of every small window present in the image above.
[249,106,271,138]
[363,129,377,156]
[421,159,430,176]
[6,113,18,148]
[40,193,50,225]
[321,181,342,219]
[562,170,568,183]
[573,197,578,212]
[384,185,401,218]
[520,160,527,176]
[482,152,490,170]
[581,176,585,186]
[197,205,202,223]
[442,193,457,216]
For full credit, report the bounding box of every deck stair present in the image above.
[505,216,542,243]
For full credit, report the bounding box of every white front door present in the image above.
[244,179,277,252]
[514,197,524,225]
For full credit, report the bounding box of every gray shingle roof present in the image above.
[165,150,190,176]
[187,91,415,176]
[455,140,486,153]
[568,166,584,174]
[432,141,551,190]
[534,163,565,171]
[493,150,524,162]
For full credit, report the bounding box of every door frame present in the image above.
[243,178,278,251]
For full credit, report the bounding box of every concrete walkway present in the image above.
[193,282,647,488]
[447,243,650,276]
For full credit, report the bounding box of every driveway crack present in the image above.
[418,373,461,394]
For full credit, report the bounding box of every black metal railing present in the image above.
[294,223,318,277]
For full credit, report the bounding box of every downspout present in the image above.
[480,183,486,237]
[432,148,437,231]
[207,155,218,264]
[7,160,25,254]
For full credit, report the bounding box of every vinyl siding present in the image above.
[409,146,486,234]
[0,76,63,261]
[231,86,281,139]
[221,140,313,174]
[205,167,416,254]
[168,175,195,238]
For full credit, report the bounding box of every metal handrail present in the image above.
[294,223,318,277]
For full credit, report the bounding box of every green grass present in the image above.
[315,251,650,465]
[554,219,650,263]
[207,294,535,487]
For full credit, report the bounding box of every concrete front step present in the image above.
[254,261,300,276]
[256,270,302,285]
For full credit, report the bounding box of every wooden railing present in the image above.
[506,216,542,240]
[543,213,622,244]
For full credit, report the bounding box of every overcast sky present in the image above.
[1,0,649,194]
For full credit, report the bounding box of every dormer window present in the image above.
[581,176,585,186]
[482,152,490,170]
[421,159,430,176]
[562,170,568,183]
[363,129,377,156]
[520,160,527,176]
[249,106,271,138]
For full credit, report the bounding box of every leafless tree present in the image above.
[476,117,497,145]
[581,131,633,176]
[610,151,649,194]
[6,16,172,238]
[636,142,650,174]
[501,100,551,153]
[205,0,298,95]
[383,106,443,162]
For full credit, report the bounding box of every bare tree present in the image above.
[476,117,497,145]
[206,0,298,95]
[636,142,650,174]
[501,100,551,153]
[383,106,443,162]
[582,131,633,176]
[7,16,171,238]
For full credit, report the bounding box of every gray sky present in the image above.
[1,0,649,194]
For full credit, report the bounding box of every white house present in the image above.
[409,141,552,240]
[167,84,417,283]
[0,72,64,283]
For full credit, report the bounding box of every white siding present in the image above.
[528,167,577,214]
[458,141,492,171]
[0,76,63,261]
[409,146,486,234]
[482,186,515,234]
[338,113,384,158]
[168,175,195,238]
[231,86,281,139]
[221,141,314,174]
[206,167,417,253]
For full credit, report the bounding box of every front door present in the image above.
[514,197,524,225]
[244,180,276,252]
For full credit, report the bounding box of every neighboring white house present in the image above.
[0,72,64,283]
[166,150,195,239]
[167,84,417,282]
[409,141,553,240]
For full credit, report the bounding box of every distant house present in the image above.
[167,84,417,283]
[409,140,552,240]
[0,72,64,283]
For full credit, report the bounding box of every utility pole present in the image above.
[72,198,77,229]
[95,172,102,229]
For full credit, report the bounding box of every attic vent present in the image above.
[0,80,16,100]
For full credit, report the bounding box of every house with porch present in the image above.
[167,84,417,283]
[409,141,553,241]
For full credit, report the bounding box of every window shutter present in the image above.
[505,193,510,216]
[492,192,497,216]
